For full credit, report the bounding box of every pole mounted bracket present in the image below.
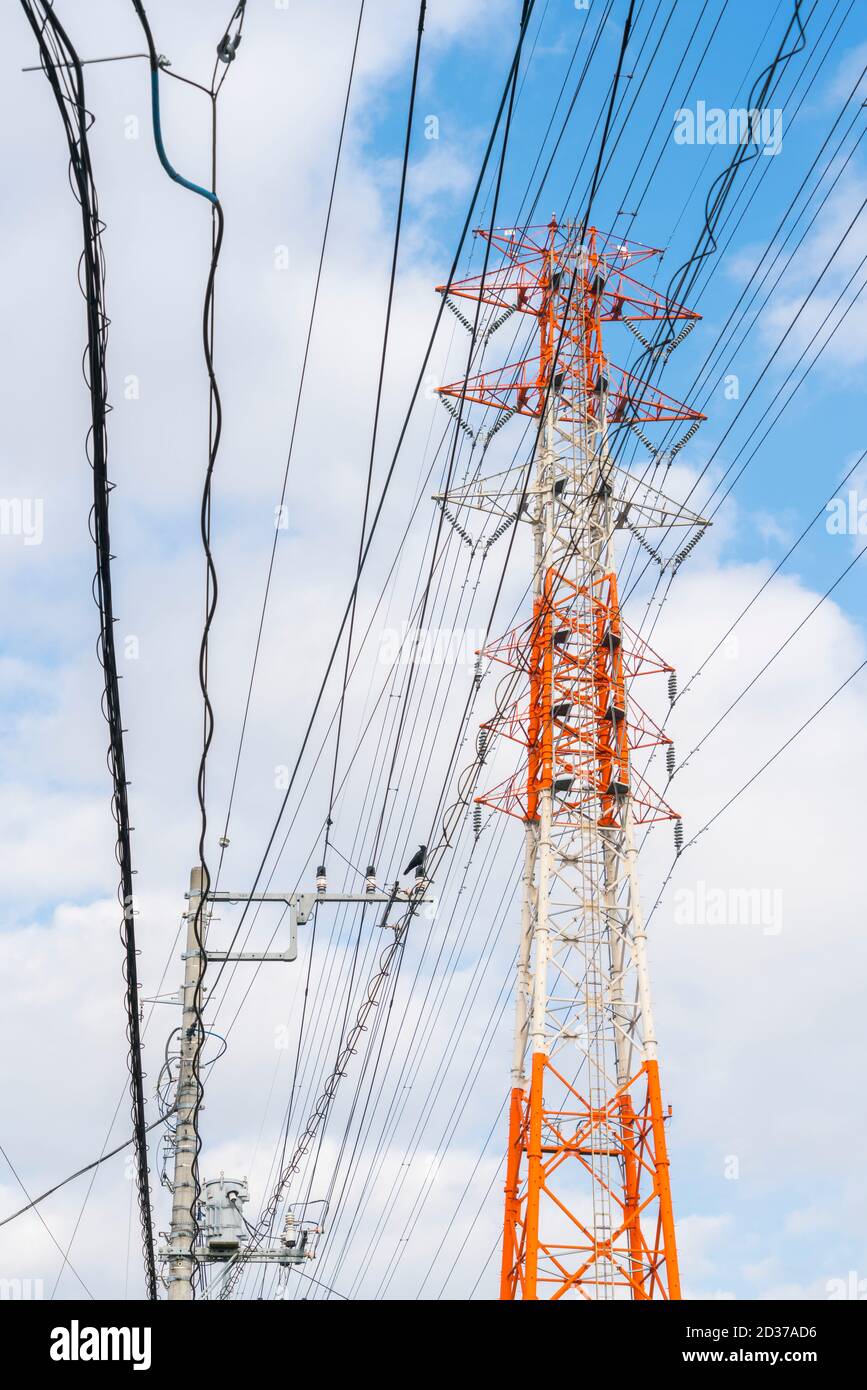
[197,889,432,963]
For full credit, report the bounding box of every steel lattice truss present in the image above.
[436,220,708,1299]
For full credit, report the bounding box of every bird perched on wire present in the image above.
[403,844,427,875]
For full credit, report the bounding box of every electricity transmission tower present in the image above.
[437,219,709,1300]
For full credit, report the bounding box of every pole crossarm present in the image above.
[201,887,431,962]
[163,877,430,1297]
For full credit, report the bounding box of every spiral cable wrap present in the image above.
[20,0,158,1296]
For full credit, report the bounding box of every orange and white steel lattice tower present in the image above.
[435,219,709,1300]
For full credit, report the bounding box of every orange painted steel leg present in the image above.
[646,1059,681,1299]
[618,1092,647,1300]
[458,224,694,1301]
[500,1085,524,1300]
[522,1052,546,1301]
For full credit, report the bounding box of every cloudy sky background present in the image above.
[2,0,866,1301]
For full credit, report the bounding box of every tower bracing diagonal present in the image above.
[436,219,709,1301]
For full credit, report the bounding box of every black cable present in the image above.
[130,0,241,1296]
[261,2,543,1267]
[204,0,541,1000]
[615,0,848,608]
[296,0,643,1292]
[233,3,430,1275]
[579,0,637,243]
[316,4,808,1290]
[234,2,811,1301]
[212,0,628,1071]
[324,0,426,865]
[285,1267,349,1301]
[215,0,572,994]
[209,458,483,1042]
[577,0,674,228]
[0,1141,95,1299]
[0,1110,175,1232]
[661,0,808,345]
[685,657,867,847]
[206,302,510,1018]
[367,0,529,865]
[19,0,157,1299]
[579,0,814,615]
[640,650,867,942]
[216,1,366,879]
[618,0,724,220]
[355,2,839,1301]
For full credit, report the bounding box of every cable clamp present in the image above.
[217,34,242,64]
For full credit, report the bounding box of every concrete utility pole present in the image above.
[159,868,431,1297]
[167,865,207,1301]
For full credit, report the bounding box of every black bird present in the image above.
[403,844,427,875]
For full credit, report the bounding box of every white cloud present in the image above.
[757,166,867,369]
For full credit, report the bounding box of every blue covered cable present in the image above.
[146,66,218,205]
[131,0,218,205]
[131,0,229,1296]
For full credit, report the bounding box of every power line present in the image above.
[131,0,245,1296]
[316,5,833,1295]
[50,909,187,1296]
[231,1,447,1269]
[0,1142,94,1299]
[209,0,647,1084]
[323,2,861,1301]
[325,0,428,867]
[686,655,867,845]
[283,1267,349,1301]
[220,4,543,1297]
[675,451,867,710]
[204,0,542,1001]
[302,0,655,1297]
[215,1,367,881]
[19,0,158,1299]
[641,651,867,940]
[0,1111,175,1233]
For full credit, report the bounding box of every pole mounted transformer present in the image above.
[436,219,709,1300]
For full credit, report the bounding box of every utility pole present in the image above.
[159,867,431,1297]
[436,219,709,1299]
[166,865,207,1301]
